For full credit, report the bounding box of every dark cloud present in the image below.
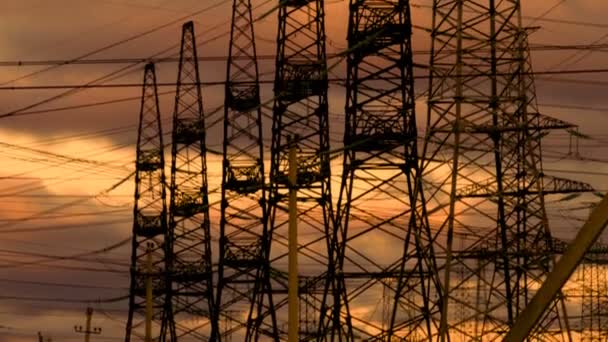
[0,1,607,340]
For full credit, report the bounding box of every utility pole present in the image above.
[266,0,333,337]
[145,243,153,342]
[288,136,298,342]
[74,307,101,342]
[37,331,52,342]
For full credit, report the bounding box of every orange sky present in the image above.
[0,0,607,341]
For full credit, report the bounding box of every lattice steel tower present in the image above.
[578,247,608,341]
[328,0,443,339]
[423,1,592,340]
[215,0,275,340]
[261,0,334,339]
[125,63,174,342]
[167,21,218,340]
[556,239,608,340]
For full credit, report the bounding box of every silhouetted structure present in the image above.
[125,63,173,341]
[423,1,592,340]
[122,3,602,340]
[263,0,334,339]
[328,0,442,339]
[167,21,219,340]
[216,0,273,340]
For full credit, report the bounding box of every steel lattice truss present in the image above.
[260,0,334,339]
[122,2,603,341]
[423,1,592,340]
[555,239,608,341]
[167,21,219,340]
[216,0,274,339]
[324,0,443,340]
[125,63,174,342]
[577,246,608,341]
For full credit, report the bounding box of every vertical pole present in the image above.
[85,307,92,342]
[505,194,608,342]
[145,243,153,342]
[74,306,101,341]
[439,1,464,340]
[288,135,299,342]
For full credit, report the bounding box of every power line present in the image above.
[0,218,131,235]
[411,2,608,29]
[0,237,130,266]
[0,280,126,294]
[4,42,608,67]
[0,0,274,120]
[540,103,608,113]
[2,67,608,91]
[527,0,566,26]
[0,294,128,304]
[0,0,228,86]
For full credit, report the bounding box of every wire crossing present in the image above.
[167,22,218,341]
[215,0,274,340]
[125,63,173,342]
[423,1,593,340]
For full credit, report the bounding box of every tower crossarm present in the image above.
[456,175,593,198]
[543,175,594,194]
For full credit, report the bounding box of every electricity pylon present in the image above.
[329,0,442,339]
[168,21,219,340]
[579,254,608,341]
[125,63,174,342]
[260,0,335,339]
[423,1,592,340]
[215,0,275,340]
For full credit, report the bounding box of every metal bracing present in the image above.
[328,0,443,340]
[559,241,608,340]
[579,260,608,341]
[125,63,174,342]
[423,1,592,340]
[167,21,219,340]
[261,0,335,339]
[216,0,274,339]
[504,194,608,342]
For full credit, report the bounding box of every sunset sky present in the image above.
[1,0,607,341]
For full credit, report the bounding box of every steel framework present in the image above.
[261,0,334,339]
[216,0,274,339]
[167,21,219,340]
[125,63,173,342]
[328,0,443,339]
[575,244,608,341]
[423,1,592,340]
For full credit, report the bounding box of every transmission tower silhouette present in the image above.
[167,21,219,340]
[423,1,593,340]
[262,0,334,339]
[578,242,608,341]
[327,0,443,339]
[215,0,274,340]
[121,2,604,341]
[125,63,174,342]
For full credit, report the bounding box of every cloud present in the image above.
[0,1,606,340]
